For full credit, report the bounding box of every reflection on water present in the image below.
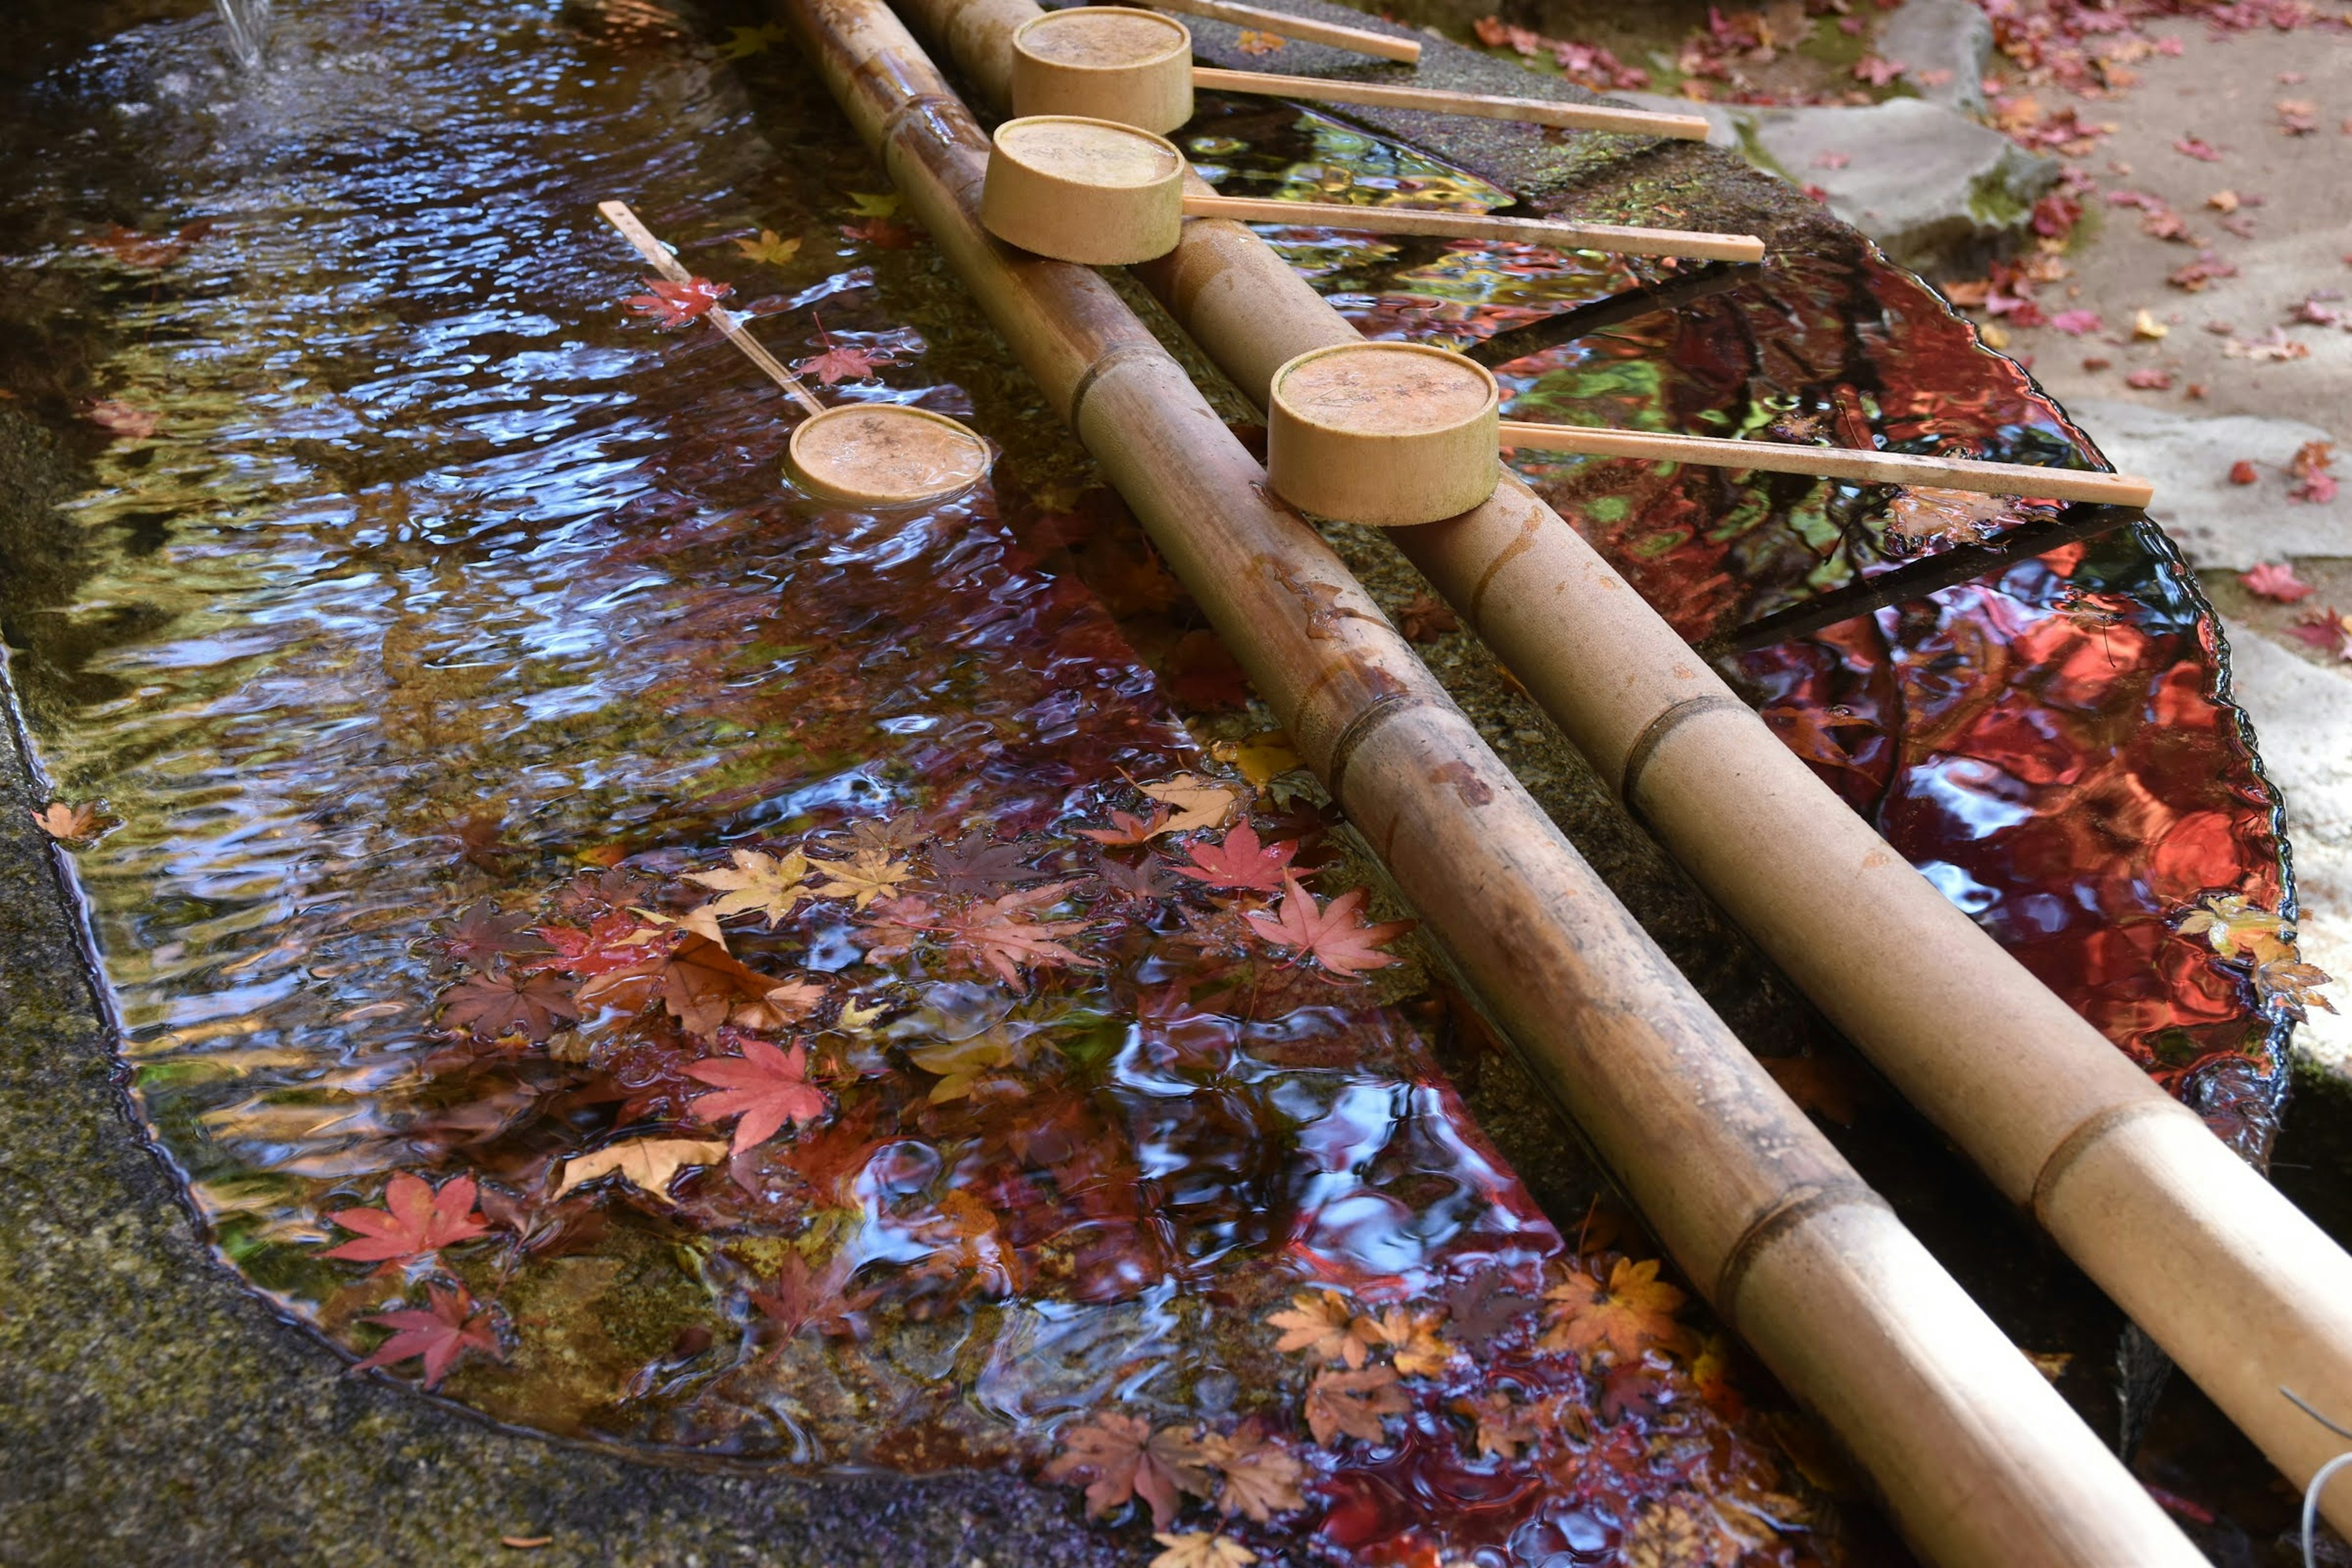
[0,4,1865,1564]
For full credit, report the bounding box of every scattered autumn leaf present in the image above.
[2131,308,2168,340]
[1883,486,2010,546]
[86,399,158,439]
[1357,1304,1454,1378]
[325,1172,492,1264]
[2229,459,2260,485]
[2254,954,2337,1019]
[1172,823,1298,894]
[685,848,814,926]
[685,1038,828,1152]
[1851,54,1904,86]
[1267,1289,1366,1368]
[732,977,829,1033]
[838,217,917,249]
[576,933,771,1036]
[353,1283,501,1389]
[2242,562,2315,603]
[553,1135,732,1198]
[1150,1534,1256,1568]
[937,884,1098,986]
[1197,1423,1305,1521]
[1139,774,1242,834]
[734,228,801,266]
[797,341,889,386]
[715,21,788,58]
[624,276,731,328]
[1041,1412,1210,1528]
[431,900,551,969]
[1076,805,1172,846]
[2290,440,2337,504]
[1229,731,1302,786]
[1303,1364,1409,1445]
[1539,1256,1692,1363]
[2173,136,2223,161]
[31,801,111,843]
[1244,873,1412,981]
[811,848,911,908]
[845,192,901,217]
[440,965,579,1041]
[1235,28,1286,53]
[2124,368,2173,391]
[1456,1390,1543,1460]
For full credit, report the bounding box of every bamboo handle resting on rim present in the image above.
[1497,420,2158,505]
[1145,0,1419,62]
[1181,195,1766,263]
[597,198,827,417]
[1192,66,1713,140]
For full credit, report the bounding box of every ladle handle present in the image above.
[1495,420,2158,506]
[1178,195,1765,263]
[597,199,828,418]
[1191,67,1713,140]
[1147,0,1419,62]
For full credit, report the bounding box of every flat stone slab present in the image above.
[1877,0,1994,116]
[2064,396,2350,571]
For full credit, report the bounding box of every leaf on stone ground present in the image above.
[924,828,1042,895]
[1235,28,1286,52]
[2253,955,2337,1020]
[1244,874,1412,981]
[1356,1304,1455,1378]
[1396,592,1459,643]
[2048,309,2104,337]
[2290,440,2338,504]
[1172,823,1298,894]
[325,1171,492,1263]
[1851,53,1904,86]
[2242,562,2315,603]
[1539,1257,1694,1364]
[576,933,771,1036]
[1041,1412,1211,1528]
[796,342,889,386]
[938,884,1099,987]
[1197,1422,1305,1521]
[2124,368,2173,391]
[731,977,829,1033]
[1303,1365,1409,1446]
[553,1135,731,1199]
[810,848,912,908]
[684,848,814,925]
[2177,892,2291,958]
[715,22,788,58]
[1150,1534,1256,1568]
[1076,805,1172,846]
[431,900,551,970]
[624,276,731,328]
[440,967,579,1041]
[353,1283,501,1389]
[2229,459,2261,486]
[2173,136,2223,161]
[685,1038,828,1152]
[1883,486,2010,546]
[1454,1389,1542,1460]
[1139,774,1243,834]
[31,801,113,844]
[536,910,663,976]
[1268,1289,1368,1368]
[86,399,158,439]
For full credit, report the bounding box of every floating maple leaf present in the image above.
[325,1172,491,1264]
[1090,853,1183,903]
[352,1283,501,1389]
[902,1029,1025,1104]
[715,21,787,57]
[734,228,801,265]
[844,192,900,218]
[1042,1413,1210,1528]
[1356,1304,1453,1378]
[84,219,211,267]
[810,848,912,908]
[838,217,917,249]
[2177,892,2291,957]
[86,399,158,439]
[31,801,111,843]
[439,965,578,1041]
[1539,1256,1693,1363]
[823,815,930,854]
[553,1135,731,1198]
[1268,1289,1366,1367]
[685,1038,828,1152]
[1172,823,1298,894]
[2242,562,2315,603]
[1455,1390,1543,1460]
[1762,703,1877,772]
[797,341,887,385]
[1440,1267,1537,1348]
[1139,774,1243,834]
[1198,1423,1305,1521]
[937,887,1098,987]
[684,848,814,926]
[731,976,829,1032]
[429,899,551,970]
[624,275,732,328]
[575,933,770,1036]
[536,910,662,976]
[2254,954,2337,1020]
[1076,806,1172,846]
[1150,1534,1256,1568]
[1244,874,1412,981]
[1303,1364,1409,1446]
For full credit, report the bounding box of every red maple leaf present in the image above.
[439,965,578,1040]
[1076,805,1172,845]
[624,275,731,328]
[839,217,917,249]
[352,1283,502,1389]
[2229,459,2260,485]
[1171,823,1298,894]
[937,884,1100,986]
[796,342,886,385]
[2173,136,2225,162]
[429,899,550,969]
[535,910,663,976]
[1243,874,1412,980]
[2290,440,2338,504]
[750,1251,872,1338]
[325,1172,492,1263]
[685,1038,828,1152]
[2242,562,2315,603]
[575,932,771,1036]
[1852,55,1905,86]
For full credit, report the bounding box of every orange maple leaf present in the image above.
[1243,873,1411,980]
[1266,1289,1366,1367]
[1538,1256,1693,1364]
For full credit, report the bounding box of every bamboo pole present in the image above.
[1185,195,1765,263]
[1494,419,2154,505]
[598,199,827,417]
[1191,66,1712,138]
[1147,0,1419,62]
[778,1,2206,1561]
[882,0,2352,1533]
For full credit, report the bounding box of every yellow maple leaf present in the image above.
[1140,773,1242,834]
[1357,1305,1454,1378]
[811,848,911,909]
[734,228,802,266]
[1226,731,1301,787]
[844,191,902,218]
[715,22,787,58]
[1151,1532,1256,1568]
[632,903,731,949]
[835,996,890,1033]
[1539,1256,1692,1364]
[554,1136,730,1198]
[2176,892,2290,959]
[1266,1289,1366,1368]
[684,848,813,926]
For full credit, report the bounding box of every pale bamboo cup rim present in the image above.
[1012,6,1190,74]
[786,403,993,508]
[991,114,1187,189]
[1274,339,1499,436]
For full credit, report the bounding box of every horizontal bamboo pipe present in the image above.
[1496,419,2156,505]
[884,0,2352,1535]
[597,199,827,417]
[1147,0,1418,61]
[1193,65,1712,138]
[790,1,2205,1561]
[1185,194,1765,263]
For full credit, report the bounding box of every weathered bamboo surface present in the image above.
[1150,0,1419,61]
[885,0,2352,1534]
[1191,65,1711,137]
[1183,195,1766,262]
[781,0,2210,1560]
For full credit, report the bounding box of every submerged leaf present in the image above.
[1243,874,1412,980]
[1150,1534,1256,1568]
[353,1283,501,1389]
[553,1136,731,1199]
[685,1038,829,1152]
[1539,1257,1692,1364]
[684,848,813,926]
[1041,1412,1210,1528]
[1303,1364,1409,1446]
[324,1172,491,1264]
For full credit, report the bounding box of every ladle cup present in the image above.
[977,116,1765,266]
[1265,341,2159,527]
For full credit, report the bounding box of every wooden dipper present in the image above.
[1268,341,2158,524]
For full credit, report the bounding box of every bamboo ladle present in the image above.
[1265,341,2157,526]
[1011,6,1709,140]
[597,200,992,508]
[978,116,1763,266]
[1143,0,1420,62]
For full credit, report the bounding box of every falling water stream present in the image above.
[0,1,2314,1564]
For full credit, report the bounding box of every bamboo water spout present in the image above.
[777,0,2207,1561]
[878,0,2352,1528]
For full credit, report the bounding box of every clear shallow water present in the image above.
[0,2,2299,1564]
